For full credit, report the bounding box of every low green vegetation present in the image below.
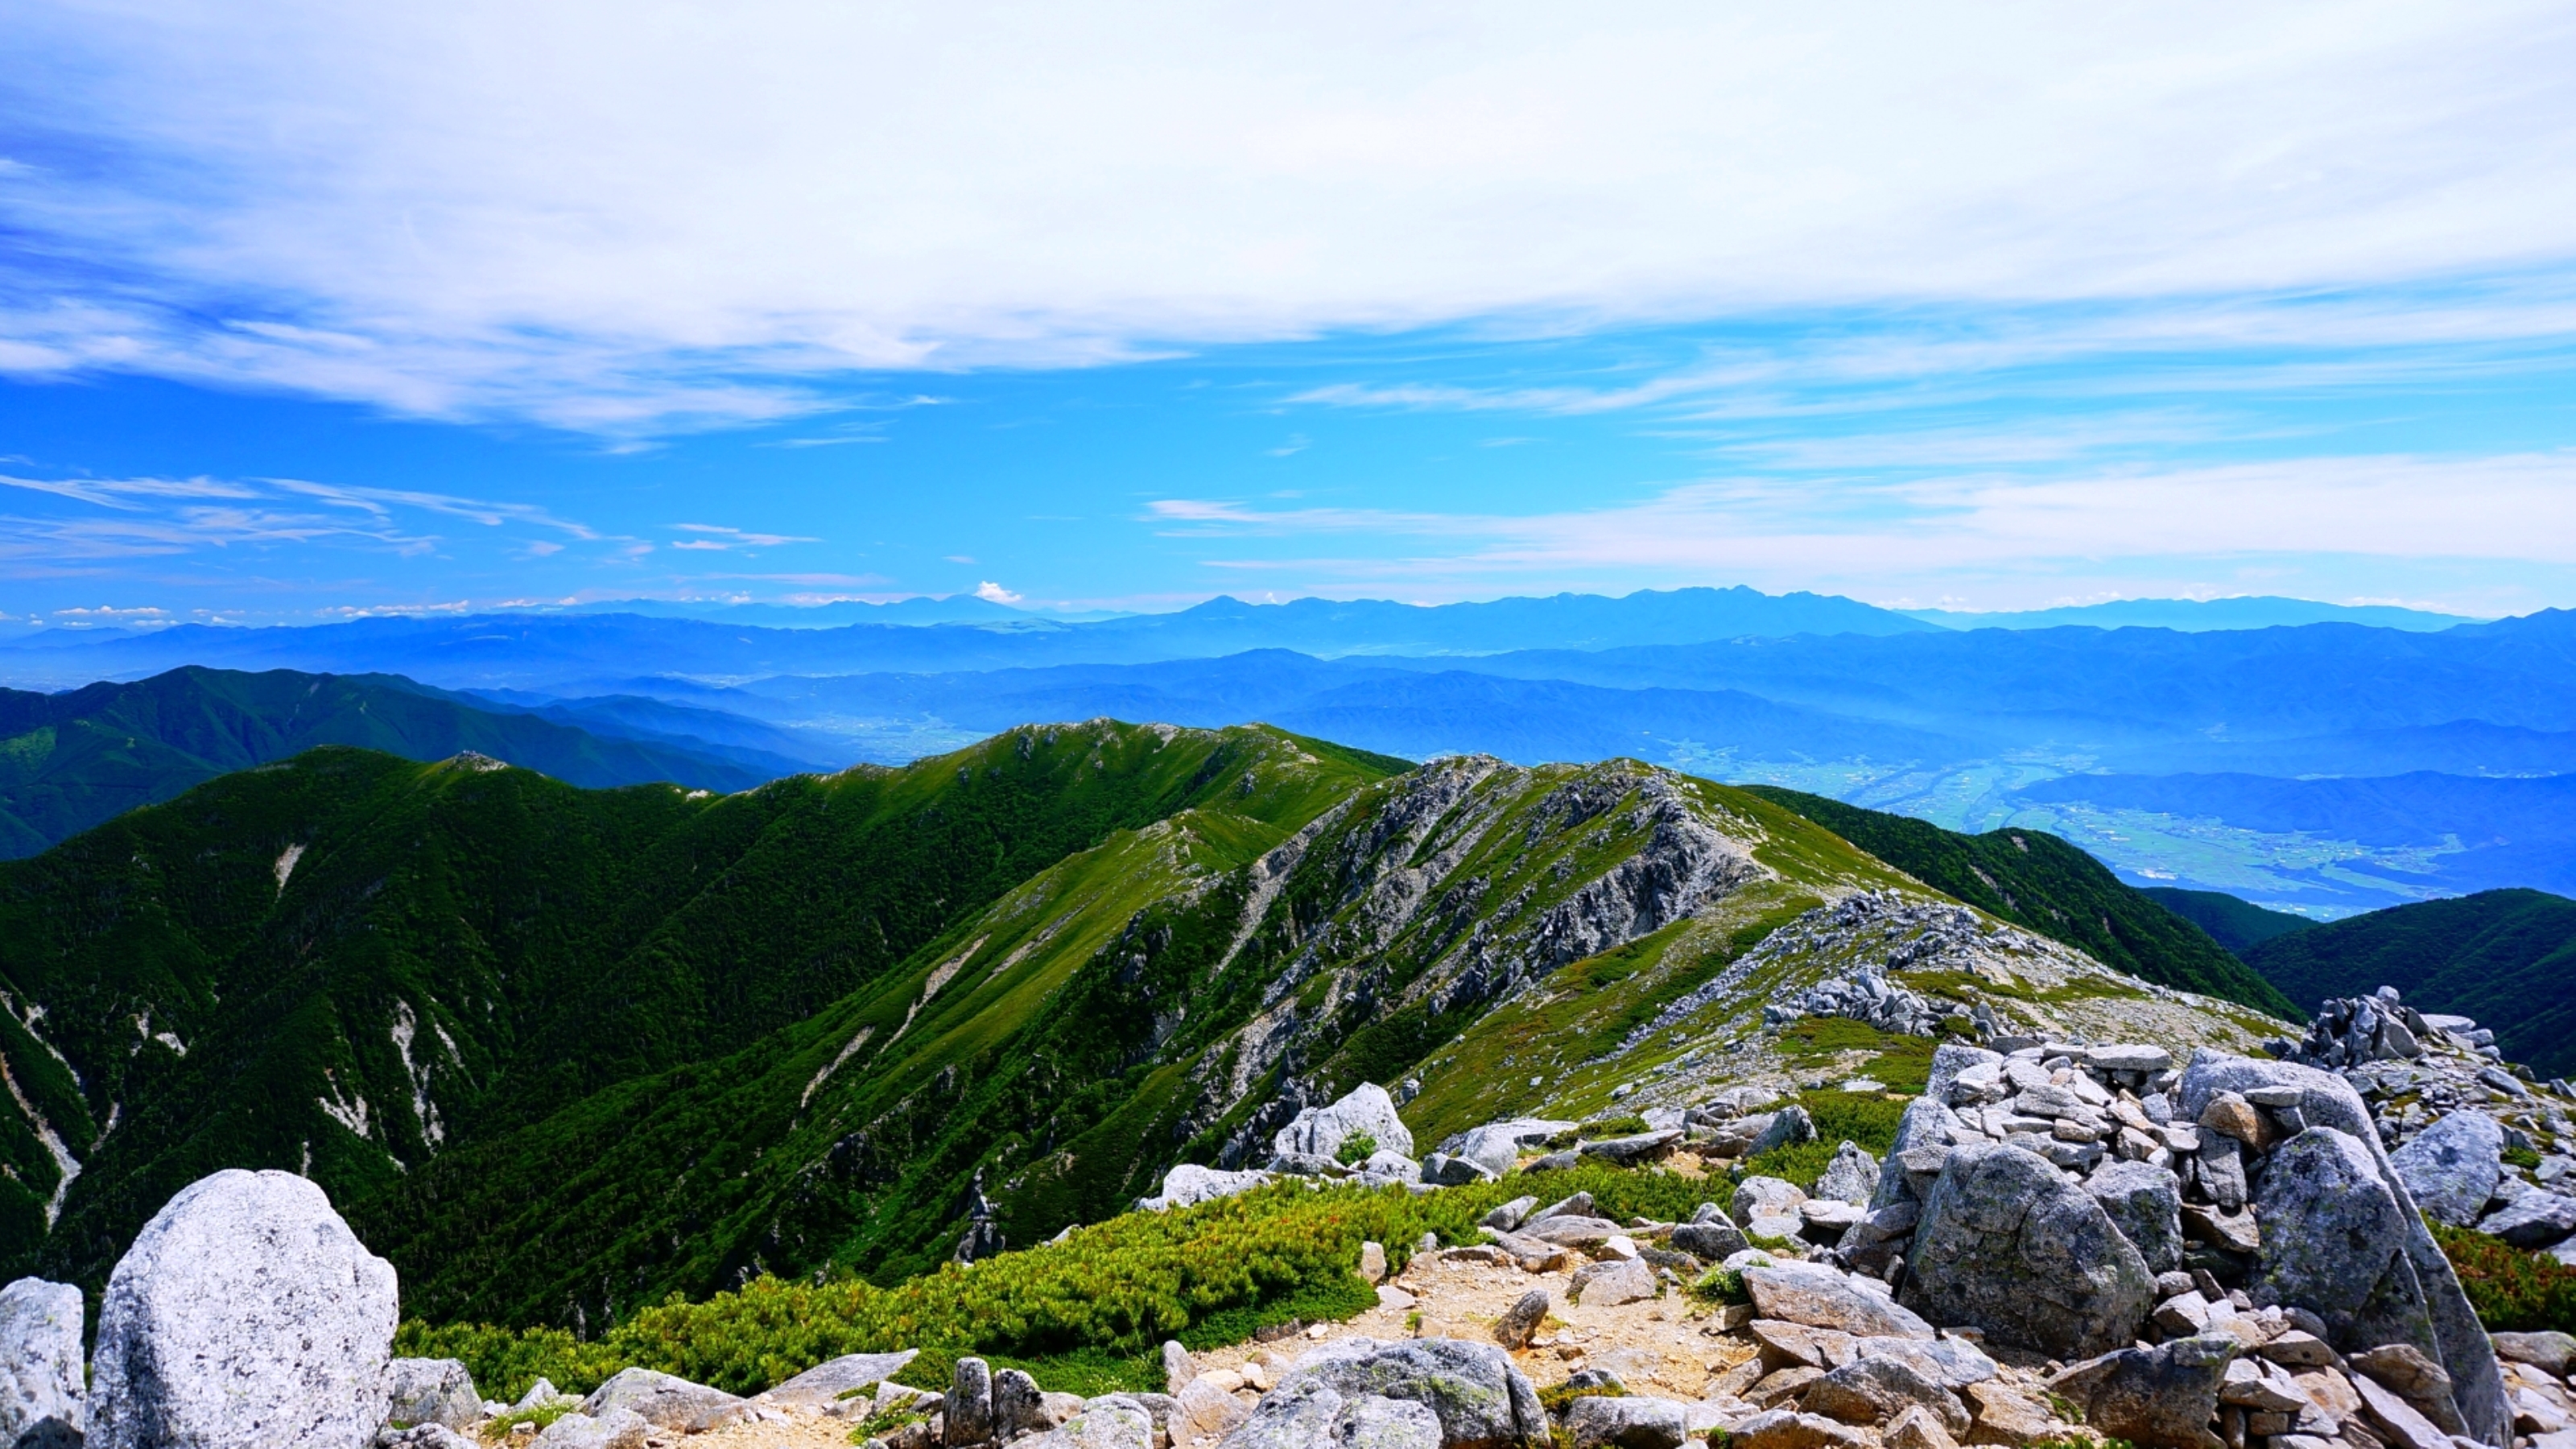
[1739,1090,1908,1190]
[2435,1222,2576,1333]
[1685,1266,1748,1307]
[1333,1134,1380,1166]
[399,1163,1723,1402]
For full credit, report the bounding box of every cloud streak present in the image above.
[6,2,2576,428]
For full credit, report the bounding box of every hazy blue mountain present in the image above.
[2112,720,2576,778]
[2141,887,2318,956]
[2018,770,2576,895]
[1902,597,2478,632]
[458,688,852,769]
[0,667,804,857]
[2240,889,2576,1078]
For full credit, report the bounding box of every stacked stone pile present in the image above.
[2273,989,2576,1263]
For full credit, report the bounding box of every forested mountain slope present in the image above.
[2243,888,2576,1077]
[0,666,797,856]
[0,723,2289,1335]
[2142,886,2317,955]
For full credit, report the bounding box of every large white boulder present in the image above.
[90,1169,399,1449]
[1137,1163,1273,1212]
[0,1277,84,1446]
[1273,1084,1414,1162]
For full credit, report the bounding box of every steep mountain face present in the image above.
[0,721,2292,1340]
[1736,786,2297,1016]
[0,666,801,856]
[2243,889,2576,1077]
[2141,886,2316,955]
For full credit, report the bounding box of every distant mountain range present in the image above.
[1,587,2568,912]
[1902,596,2478,632]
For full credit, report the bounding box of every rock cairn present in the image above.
[2275,988,2576,1264]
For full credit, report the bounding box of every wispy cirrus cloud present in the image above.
[667,522,819,551]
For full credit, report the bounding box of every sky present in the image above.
[5,1,2576,626]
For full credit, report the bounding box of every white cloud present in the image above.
[975,581,1024,604]
[5,1,2576,427]
[667,522,819,551]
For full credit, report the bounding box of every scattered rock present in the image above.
[581,1367,744,1433]
[2351,1370,2454,1449]
[1521,1217,1628,1248]
[993,1368,1050,1439]
[532,1409,650,1449]
[761,1350,922,1410]
[1563,1393,1689,1449]
[1361,1242,1389,1284]
[1029,1397,1155,1449]
[2388,1113,2506,1228]
[1571,1259,1657,1307]
[1902,1142,2153,1361]
[1883,1402,1962,1449]
[948,1357,996,1447]
[1493,1290,1549,1351]
[1748,1108,1818,1159]
[1733,1179,1809,1228]
[1802,1356,1970,1435]
[1481,1198,1540,1234]
[2350,1345,2453,1404]
[1261,1338,1542,1449]
[1174,1377,1252,1443]
[2047,1334,2239,1449]
[1959,1381,2058,1447]
[385,1358,480,1431]
[1728,1408,1871,1449]
[1139,1164,1274,1212]
[2478,1191,2576,1249]
[1582,1132,1684,1167]
[0,1278,84,1447]
[89,1169,398,1449]
[1811,1144,1880,1208]
[1744,1264,1934,1340]
[2492,1331,2576,1378]
[1671,1219,1749,1260]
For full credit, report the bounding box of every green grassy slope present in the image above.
[2141,886,2316,956]
[0,722,1396,1296]
[2243,888,2576,1078]
[1737,786,2297,1018]
[0,666,789,857]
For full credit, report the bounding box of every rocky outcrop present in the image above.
[2047,1335,2238,1449]
[580,1366,745,1432]
[1257,1338,1543,1449]
[0,1278,83,1448]
[1138,1164,1274,1212]
[1765,969,1944,1038]
[2388,1111,2505,1228]
[90,1169,398,1449]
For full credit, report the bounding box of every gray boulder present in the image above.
[1748,1106,1817,1158]
[386,1357,480,1431]
[1581,1132,1684,1167]
[382,1426,479,1449]
[1811,1143,1879,1208]
[1422,1154,1496,1187]
[1563,1394,1689,1449]
[2478,1191,2576,1248]
[1493,1290,1549,1351]
[1744,1264,1934,1339]
[1274,1084,1414,1162]
[949,1357,996,1447]
[2178,1050,2510,1448]
[1480,1198,1540,1234]
[581,1367,743,1432]
[1732,1177,1808,1228]
[1802,1356,1969,1435]
[2046,1335,2238,1449]
[1901,1141,2153,1361]
[1139,1164,1274,1212]
[0,1278,83,1448]
[1221,1379,1442,1449]
[1670,1219,1748,1261]
[2255,1127,2446,1362]
[1027,1397,1155,1449]
[2491,1331,2576,1378]
[2085,1160,2185,1274]
[1569,1258,1655,1307]
[1261,1337,1543,1449]
[90,1169,398,1449]
[2389,1112,2505,1228]
[533,1410,649,1449]
[1449,1121,1573,1177]
[994,1368,1048,1439]
[759,1349,922,1410]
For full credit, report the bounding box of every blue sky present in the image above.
[5,2,2576,625]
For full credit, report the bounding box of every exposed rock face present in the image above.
[0,1278,83,1448]
[2047,1335,2239,1449]
[2255,1128,2443,1360]
[1810,1144,1880,1208]
[1275,1084,1415,1163]
[2086,1159,2186,1275]
[2388,1112,2505,1228]
[1902,1141,2153,1360]
[1261,1338,1543,1449]
[89,1169,398,1449]
[1766,968,1944,1038]
[386,1357,481,1430]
